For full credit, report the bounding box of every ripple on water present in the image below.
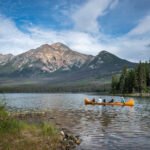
[1,93,150,150]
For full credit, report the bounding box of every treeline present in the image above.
[111,61,150,94]
[0,83,110,93]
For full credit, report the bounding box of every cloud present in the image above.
[107,18,150,62]
[27,27,109,55]
[109,0,119,9]
[0,14,108,56]
[128,15,150,35]
[111,14,150,61]
[0,10,150,62]
[0,15,39,55]
[72,0,116,33]
[112,37,150,62]
[146,43,150,47]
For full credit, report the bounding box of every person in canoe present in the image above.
[92,98,96,102]
[109,97,114,103]
[98,97,102,103]
[103,97,106,103]
[121,97,125,103]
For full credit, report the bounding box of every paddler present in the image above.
[109,97,114,103]
[98,97,102,103]
[92,98,96,102]
[103,97,106,103]
[121,97,125,103]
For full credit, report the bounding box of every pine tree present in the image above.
[127,69,135,93]
[137,62,146,92]
[124,71,129,93]
[110,61,150,94]
[132,69,138,92]
[145,61,149,86]
[148,60,150,86]
[111,75,118,94]
[119,65,127,93]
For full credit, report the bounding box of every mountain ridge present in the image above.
[0,42,136,78]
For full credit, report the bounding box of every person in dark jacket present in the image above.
[109,97,114,103]
[92,98,96,102]
[103,98,106,103]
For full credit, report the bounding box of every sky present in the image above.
[0,0,150,62]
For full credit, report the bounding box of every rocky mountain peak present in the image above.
[88,50,131,70]
[1,42,91,74]
[97,50,119,61]
[39,44,50,48]
[50,42,70,51]
[0,43,136,77]
[98,50,111,56]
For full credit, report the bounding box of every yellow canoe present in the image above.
[85,98,134,106]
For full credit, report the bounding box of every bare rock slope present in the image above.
[0,42,136,78]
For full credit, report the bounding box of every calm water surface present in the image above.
[0,93,150,150]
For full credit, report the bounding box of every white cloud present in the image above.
[109,14,150,62]
[112,37,150,62]
[128,15,150,35]
[0,10,150,62]
[72,0,113,33]
[0,15,39,55]
[109,0,119,9]
[0,15,108,56]
[28,27,109,55]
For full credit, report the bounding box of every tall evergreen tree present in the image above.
[119,65,127,93]
[145,61,149,86]
[132,69,138,92]
[137,62,146,92]
[111,75,118,93]
[127,69,135,93]
[148,60,150,86]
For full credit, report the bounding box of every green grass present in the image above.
[0,102,26,136]
[0,119,25,135]
[0,106,8,120]
[0,101,62,150]
[41,122,59,137]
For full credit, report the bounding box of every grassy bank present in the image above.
[0,103,80,150]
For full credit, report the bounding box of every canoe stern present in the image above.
[125,98,134,106]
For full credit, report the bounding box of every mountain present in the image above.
[87,50,135,72]
[0,42,136,79]
[0,54,14,65]
[0,42,93,76]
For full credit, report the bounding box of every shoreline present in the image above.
[0,107,81,150]
[111,93,150,97]
[1,91,149,97]
[0,92,150,98]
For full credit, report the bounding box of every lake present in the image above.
[0,93,150,150]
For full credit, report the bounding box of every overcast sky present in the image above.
[0,0,150,62]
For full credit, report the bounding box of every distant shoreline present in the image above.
[111,93,150,97]
[0,84,110,93]
[0,91,149,97]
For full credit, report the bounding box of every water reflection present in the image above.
[0,93,150,150]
